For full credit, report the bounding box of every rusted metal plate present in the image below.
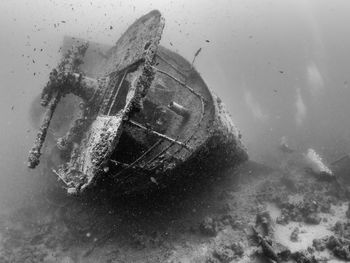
[79,115,124,189]
[104,10,164,75]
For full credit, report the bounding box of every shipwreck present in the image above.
[28,10,248,195]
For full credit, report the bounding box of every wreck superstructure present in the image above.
[28,10,247,195]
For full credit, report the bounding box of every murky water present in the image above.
[1,1,350,262]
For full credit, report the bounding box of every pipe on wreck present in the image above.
[168,101,190,119]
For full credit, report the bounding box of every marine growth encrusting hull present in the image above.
[28,10,248,195]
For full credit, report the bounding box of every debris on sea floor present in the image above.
[1,159,350,262]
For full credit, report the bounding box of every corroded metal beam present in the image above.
[168,101,190,118]
[28,42,101,168]
[28,93,61,168]
[126,120,192,150]
[151,66,205,101]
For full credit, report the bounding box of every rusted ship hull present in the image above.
[28,10,247,195]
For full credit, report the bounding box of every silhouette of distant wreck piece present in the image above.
[28,10,247,195]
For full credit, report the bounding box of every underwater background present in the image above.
[0,3,350,259]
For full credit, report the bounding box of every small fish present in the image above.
[11,106,14,110]
[205,40,210,43]
[194,47,202,57]
[150,177,158,185]
[191,47,202,68]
